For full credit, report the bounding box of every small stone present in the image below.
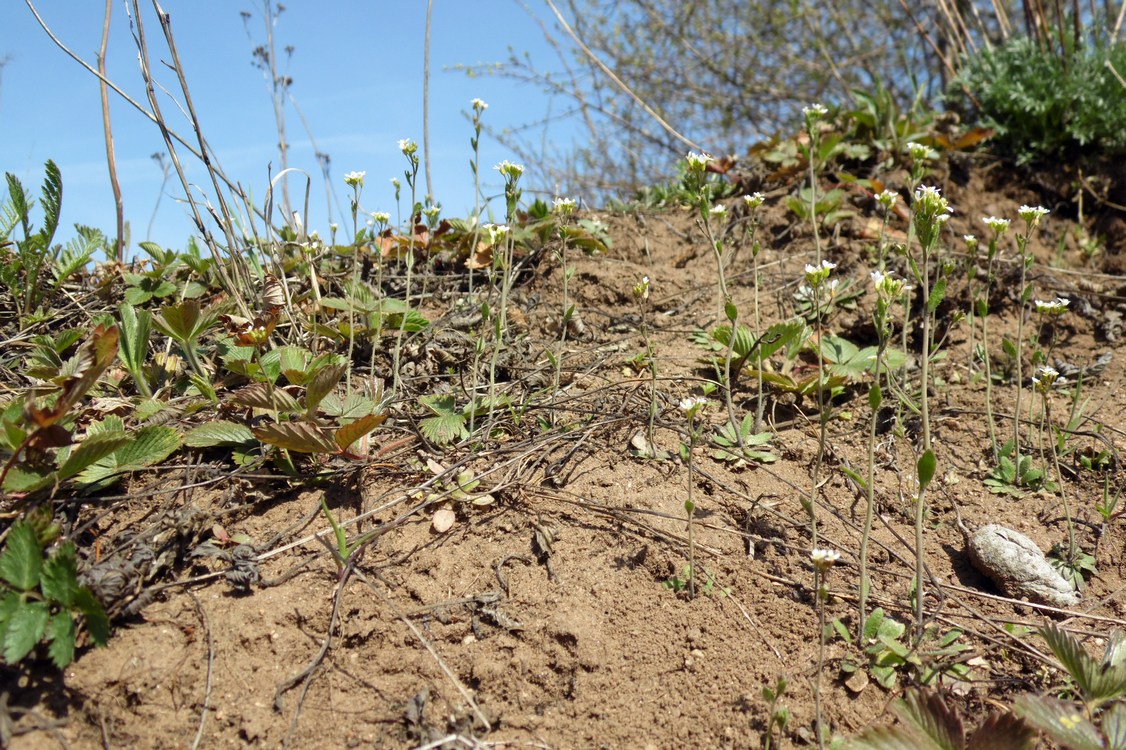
[965,524,1080,607]
[844,670,869,694]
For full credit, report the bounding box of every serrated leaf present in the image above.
[1014,694,1103,750]
[39,541,78,607]
[74,588,109,646]
[334,413,386,452]
[898,691,963,750]
[1042,624,1126,706]
[4,600,49,664]
[29,324,119,427]
[154,299,201,342]
[184,420,256,448]
[57,430,131,480]
[965,713,1034,749]
[306,363,347,414]
[76,425,182,488]
[1106,630,1126,670]
[272,345,313,383]
[0,522,41,591]
[252,421,338,453]
[321,391,376,419]
[1,465,54,494]
[1101,701,1126,750]
[421,413,468,446]
[117,302,152,380]
[229,382,302,413]
[117,425,181,467]
[46,612,76,668]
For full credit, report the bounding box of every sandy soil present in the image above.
[6,156,1126,749]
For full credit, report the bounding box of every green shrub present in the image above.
[951,35,1126,164]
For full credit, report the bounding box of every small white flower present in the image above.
[686,151,714,172]
[494,160,525,180]
[398,138,417,155]
[330,222,338,233]
[743,192,765,209]
[983,216,1011,234]
[907,142,938,162]
[913,185,950,216]
[422,205,441,220]
[343,170,366,187]
[371,211,390,224]
[803,259,836,289]
[484,223,510,244]
[679,396,708,419]
[552,196,577,216]
[633,276,651,301]
[811,548,841,571]
[709,204,728,218]
[471,98,488,113]
[1034,297,1070,317]
[1032,364,1064,393]
[964,234,977,245]
[802,103,828,120]
[1019,205,1050,228]
[870,270,887,286]
[875,189,899,210]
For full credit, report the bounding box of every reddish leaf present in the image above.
[333,413,387,452]
[252,421,338,454]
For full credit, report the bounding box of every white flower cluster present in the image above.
[804,259,837,288]
[1034,297,1070,317]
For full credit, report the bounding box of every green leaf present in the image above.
[1102,702,1126,750]
[117,302,153,395]
[184,420,257,448]
[420,412,468,446]
[45,612,76,668]
[869,383,883,410]
[76,425,182,489]
[271,345,313,384]
[1041,624,1126,706]
[927,277,947,314]
[0,521,42,591]
[1104,630,1126,671]
[321,391,377,420]
[917,450,936,490]
[1014,694,1103,750]
[38,159,62,247]
[74,588,110,647]
[1,465,54,494]
[3,600,50,664]
[40,541,78,607]
[252,421,338,454]
[57,430,131,480]
[154,299,201,342]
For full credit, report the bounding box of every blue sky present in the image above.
[0,1,579,252]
